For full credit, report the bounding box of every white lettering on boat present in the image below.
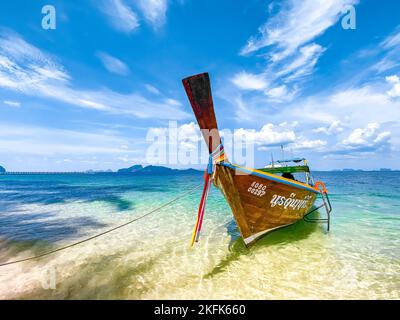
[247,181,267,197]
[270,193,313,210]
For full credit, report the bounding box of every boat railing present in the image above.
[303,184,332,231]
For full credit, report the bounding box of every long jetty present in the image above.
[1,172,97,175]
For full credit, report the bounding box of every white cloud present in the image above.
[148,121,201,151]
[381,29,400,50]
[165,98,182,107]
[96,51,130,76]
[145,84,160,95]
[178,122,202,151]
[313,120,344,135]
[292,85,400,130]
[279,121,298,128]
[0,31,189,120]
[231,72,268,90]
[266,85,287,99]
[0,31,70,91]
[291,139,327,150]
[230,96,257,122]
[231,43,325,98]
[234,0,358,100]
[240,0,358,58]
[372,28,400,73]
[265,85,298,102]
[386,75,400,98]
[278,43,326,81]
[117,155,131,163]
[233,123,328,153]
[234,123,296,147]
[98,0,169,32]
[99,0,140,33]
[136,0,168,28]
[3,100,20,107]
[386,75,399,84]
[0,123,135,156]
[342,123,391,150]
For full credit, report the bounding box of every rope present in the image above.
[0,184,202,267]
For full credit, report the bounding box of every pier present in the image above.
[0,172,96,175]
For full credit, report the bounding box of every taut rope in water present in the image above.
[0,184,202,267]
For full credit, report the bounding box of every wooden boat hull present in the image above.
[182,72,325,246]
[214,163,318,246]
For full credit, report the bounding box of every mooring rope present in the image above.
[0,184,202,267]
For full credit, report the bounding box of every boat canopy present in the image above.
[260,158,310,174]
[258,165,310,174]
[273,158,306,164]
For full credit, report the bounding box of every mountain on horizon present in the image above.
[117,165,201,175]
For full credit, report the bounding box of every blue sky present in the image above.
[0,0,399,171]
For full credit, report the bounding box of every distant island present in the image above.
[334,168,395,172]
[117,165,201,175]
[1,164,398,175]
[0,164,201,175]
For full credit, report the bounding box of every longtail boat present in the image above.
[182,72,332,247]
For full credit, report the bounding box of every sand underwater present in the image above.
[0,171,399,299]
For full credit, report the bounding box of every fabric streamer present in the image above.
[190,144,225,246]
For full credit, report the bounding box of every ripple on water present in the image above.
[0,172,399,299]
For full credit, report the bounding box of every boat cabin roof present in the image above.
[260,158,310,174]
[273,158,306,164]
[258,165,310,174]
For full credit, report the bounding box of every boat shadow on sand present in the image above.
[204,211,322,279]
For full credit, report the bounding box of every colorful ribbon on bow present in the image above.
[190,144,225,246]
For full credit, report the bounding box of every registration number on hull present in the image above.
[247,181,267,197]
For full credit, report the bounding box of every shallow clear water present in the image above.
[0,172,399,299]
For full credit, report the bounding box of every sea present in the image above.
[0,171,399,299]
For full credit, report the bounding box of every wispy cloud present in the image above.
[276,43,326,81]
[0,31,189,120]
[145,84,160,95]
[372,27,400,73]
[240,0,358,58]
[231,0,358,100]
[98,0,169,33]
[291,139,327,150]
[96,51,130,76]
[0,122,135,156]
[99,0,140,33]
[136,0,168,28]
[3,100,21,107]
[231,71,268,91]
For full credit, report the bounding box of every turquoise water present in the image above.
[0,172,399,299]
